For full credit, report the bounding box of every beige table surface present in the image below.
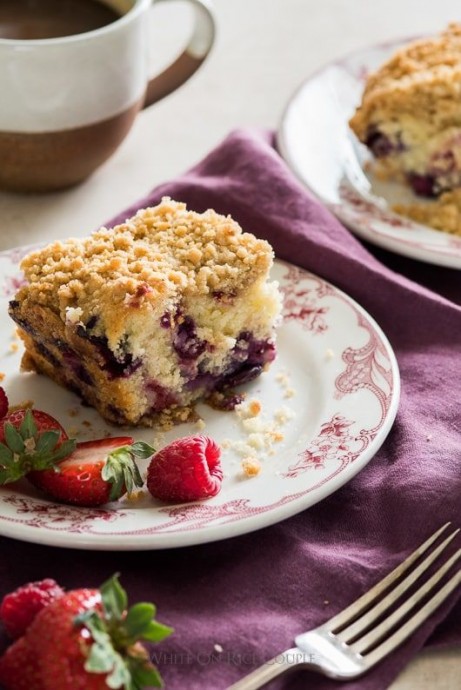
[0,0,459,687]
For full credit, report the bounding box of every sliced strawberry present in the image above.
[0,386,9,419]
[27,437,155,507]
[146,435,223,502]
[0,578,64,639]
[0,409,76,485]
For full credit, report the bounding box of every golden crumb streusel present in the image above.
[10,198,281,428]
[350,24,461,140]
[17,198,273,325]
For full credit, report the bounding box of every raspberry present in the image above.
[0,579,64,639]
[0,386,8,419]
[147,435,223,502]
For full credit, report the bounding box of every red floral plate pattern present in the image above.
[277,37,461,268]
[0,253,400,550]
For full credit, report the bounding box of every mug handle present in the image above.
[144,0,215,108]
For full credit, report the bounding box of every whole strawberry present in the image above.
[0,578,64,639]
[0,575,172,690]
[0,635,44,690]
[0,408,75,484]
[147,434,223,502]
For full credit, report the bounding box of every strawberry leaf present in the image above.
[124,603,156,639]
[49,438,77,462]
[81,611,130,688]
[130,442,156,460]
[19,409,37,439]
[102,447,144,501]
[141,621,174,643]
[4,423,25,454]
[106,655,131,689]
[35,430,61,454]
[129,661,164,689]
[100,573,128,621]
[0,443,13,465]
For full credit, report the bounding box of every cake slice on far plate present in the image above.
[9,198,282,427]
[350,23,461,197]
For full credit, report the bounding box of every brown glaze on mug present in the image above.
[0,99,143,193]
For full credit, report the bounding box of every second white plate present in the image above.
[277,37,461,268]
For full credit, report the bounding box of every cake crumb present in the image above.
[247,433,265,450]
[274,406,295,424]
[195,418,206,431]
[152,432,165,449]
[241,457,261,477]
[68,408,80,417]
[0,373,5,382]
[325,348,335,360]
[214,644,223,653]
[126,490,145,502]
[9,342,19,353]
[236,398,262,419]
[324,600,330,605]
[426,434,433,441]
[275,369,296,398]
[82,420,92,428]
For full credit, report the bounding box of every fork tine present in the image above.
[325,523,451,632]
[352,547,461,654]
[364,567,461,669]
[336,528,460,642]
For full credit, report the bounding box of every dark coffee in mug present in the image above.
[0,0,121,40]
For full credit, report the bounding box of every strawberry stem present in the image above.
[75,574,172,690]
[101,443,155,501]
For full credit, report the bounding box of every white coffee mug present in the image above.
[0,0,215,192]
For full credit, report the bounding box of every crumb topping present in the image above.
[17,198,273,323]
[350,23,461,139]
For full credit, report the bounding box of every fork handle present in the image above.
[226,648,305,690]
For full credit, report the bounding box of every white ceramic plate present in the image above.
[277,38,461,268]
[0,250,399,550]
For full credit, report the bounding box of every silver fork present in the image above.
[227,523,461,690]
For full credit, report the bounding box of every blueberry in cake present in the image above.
[9,198,282,427]
[349,23,461,197]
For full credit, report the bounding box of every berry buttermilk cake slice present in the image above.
[9,198,282,427]
[349,23,461,197]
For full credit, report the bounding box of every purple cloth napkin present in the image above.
[1,128,461,690]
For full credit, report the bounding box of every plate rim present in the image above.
[0,252,400,550]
